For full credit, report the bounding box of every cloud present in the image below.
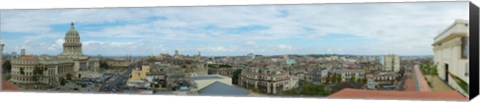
[0,2,469,56]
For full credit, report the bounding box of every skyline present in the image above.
[0,2,469,56]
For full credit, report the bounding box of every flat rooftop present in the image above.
[192,75,224,80]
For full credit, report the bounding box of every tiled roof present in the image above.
[328,88,467,101]
[198,81,249,96]
[2,80,20,91]
[329,81,364,92]
[21,55,36,59]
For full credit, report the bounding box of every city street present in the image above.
[99,67,133,93]
[403,65,417,91]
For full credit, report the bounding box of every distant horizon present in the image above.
[1,51,433,57]
[0,2,469,56]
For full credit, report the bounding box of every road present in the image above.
[403,65,419,91]
[99,66,134,93]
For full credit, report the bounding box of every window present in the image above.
[461,37,469,59]
[465,63,469,76]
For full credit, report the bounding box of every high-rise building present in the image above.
[383,54,400,72]
[21,49,25,56]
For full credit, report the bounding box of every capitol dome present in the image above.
[66,22,79,37]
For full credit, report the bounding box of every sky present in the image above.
[0,1,469,56]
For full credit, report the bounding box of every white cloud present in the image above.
[0,2,469,56]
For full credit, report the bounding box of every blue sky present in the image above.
[0,2,469,56]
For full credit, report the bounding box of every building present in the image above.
[238,67,291,94]
[366,74,376,89]
[372,71,399,90]
[383,54,400,72]
[10,55,75,85]
[104,58,130,68]
[21,49,25,56]
[9,23,100,88]
[432,19,469,96]
[127,65,151,88]
[331,68,366,82]
[197,81,250,96]
[191,75,232,92]
[305,68,329,84]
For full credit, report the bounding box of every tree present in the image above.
[326,75,332,83]
[66,73,73,80]
[19,68,25,75]
[99,61,109,69]
[219,64,232,68]
[350,76,356,82]
[356,78,362,83]
[331,74,338,83]
[2,60,11,74]
[232,69,242,85]
[336,74,342,83]
[60,78,66,86]
[32,66,45,82]
[282,82,331,96]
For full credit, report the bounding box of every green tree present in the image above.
[336,75,342,83]
[350,76,356,82]
[2,60,11,74]
[32,66,45,82]
[99,61,109,69]
[283,82,331,96]
[219,64,232,68]
[326,75,332,83]
[60,78,66,86]
[356,78,362,83]
[232,69,242,85]
[66,73,73,80]
[19,68,25,75]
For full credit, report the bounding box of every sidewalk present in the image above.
[426,75,453,91]
[414,64,431,92]
[404,70,417,91]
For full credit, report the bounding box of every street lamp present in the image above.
[0,40,4,90]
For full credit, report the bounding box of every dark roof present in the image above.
[198,81,249,96]
[192,75,223,80]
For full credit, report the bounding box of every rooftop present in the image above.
[20,55,36,59]
[192,75,224,81]
[2,80,20,91]
[328,88,467,101]
[197,81,249,96]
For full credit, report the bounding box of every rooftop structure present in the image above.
[432,19,469,96]
[2,80,20,91]
[239,67,291,94]
[197,81,250,96]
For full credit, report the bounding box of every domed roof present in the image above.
[66,22,79,37]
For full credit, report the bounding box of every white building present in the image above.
[332,68,366,82]
[432,19,469,96]
[384,54,400,72]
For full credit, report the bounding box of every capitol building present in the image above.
[9,23,100,87]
